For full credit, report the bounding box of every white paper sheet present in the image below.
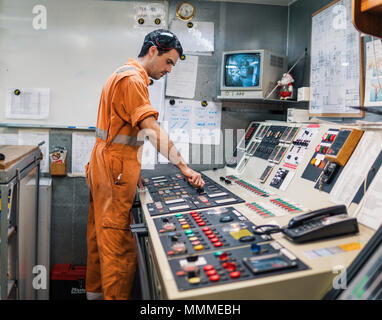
[330,131,382,207]
[71,132,95,175]
[148,77,166,122]
[364,39,382,107]
[355,165,382,230]
[18,129,49,173]
[165,55,198,99]
[6,88,50,119]
[0,133,18,145]
[309,0,361,115]
[170,20,214,53]
[163,99,222,145]
[191,101,222,145]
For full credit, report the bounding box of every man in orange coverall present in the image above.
[85,29,205,300]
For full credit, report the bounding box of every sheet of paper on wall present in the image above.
[133,2,167,28]
[329,131,382,207]
[170,20,214,54]
[141,141,157,170]
[0,133,19,145]
[164,98,192,143]
[148,77,166,122]
[165,55,198,99]
[71,132,95,175]
[364,39,382,107]
[18,129,50,173]
[6,88,50,119]
[354,165,382,230]
[191,101,222,145]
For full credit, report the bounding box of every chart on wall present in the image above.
[309,0,364,117]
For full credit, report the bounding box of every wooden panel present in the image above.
[0,145,40,170]
[353,0,382,38]
[361,0,382,12]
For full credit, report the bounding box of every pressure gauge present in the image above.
[176,2,195,21]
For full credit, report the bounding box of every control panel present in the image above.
[145,173,244,216]
[169,242,309,291]
[139,119,377,300]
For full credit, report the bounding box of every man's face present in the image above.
[148,48,179,80]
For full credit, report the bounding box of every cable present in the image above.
[252,224,284,236]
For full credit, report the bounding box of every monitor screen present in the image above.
[224,53,261,88]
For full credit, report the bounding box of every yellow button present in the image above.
[181,224,190,229]
[189,237,198,241]
[194,245,204,251]
[188,277,201,284]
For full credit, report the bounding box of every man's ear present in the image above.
[148,45,157,57]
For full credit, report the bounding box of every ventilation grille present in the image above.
[270,55,284,69]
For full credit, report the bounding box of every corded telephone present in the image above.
[253,205,359,243]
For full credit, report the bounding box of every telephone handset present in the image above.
[287,204,346,229]
[253,205,359,243]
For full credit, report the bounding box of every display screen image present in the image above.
[243,254,297,275]
[224,53,261,88]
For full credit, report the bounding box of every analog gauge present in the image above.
[176,2,195,21]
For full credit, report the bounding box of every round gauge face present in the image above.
[176,2,195,21]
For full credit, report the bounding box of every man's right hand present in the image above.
[179,165,205,189]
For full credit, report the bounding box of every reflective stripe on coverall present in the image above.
[85,59,158,300]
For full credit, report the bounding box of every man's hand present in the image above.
[138,176,145,190]
[179,165,205,189]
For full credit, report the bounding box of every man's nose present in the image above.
[166,65,172,73]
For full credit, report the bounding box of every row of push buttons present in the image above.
[202,227,223,248]
[234,179,269,197]
[270,198,302,213]
[246,202,275,218]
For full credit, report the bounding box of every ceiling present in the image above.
[204,0,298,6]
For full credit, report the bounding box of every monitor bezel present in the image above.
[220,50,265,92]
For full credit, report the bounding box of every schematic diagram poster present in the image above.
[309,0,364,118]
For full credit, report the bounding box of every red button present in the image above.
[218,252,228,261]
[213,242,223,247]
[203,265,214,272]
[210,238,219,243]
[204,230,213,235]
[202,227,210,232]
[230,271,241,279]
[167,251,174,255]
[176,271,185,276]
[209,275,220,282]
[206,270,217,276]
[207,234,216,239]
[198,222,206,226]
[222,262,237,272]
[190,211,198,214]
[195,219,203,223]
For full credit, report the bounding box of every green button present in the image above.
[185,230,193,234]
[214,251,223,257]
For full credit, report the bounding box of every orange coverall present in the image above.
[85,59,158,300]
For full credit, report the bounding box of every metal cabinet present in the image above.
[0,145,41,300]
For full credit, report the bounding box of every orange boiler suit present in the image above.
[85,59,159,300]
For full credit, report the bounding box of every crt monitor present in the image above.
[219,50,287,100]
